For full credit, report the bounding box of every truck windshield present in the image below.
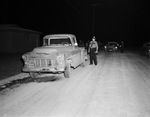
[43,38,71,46]
[50,38,71,45]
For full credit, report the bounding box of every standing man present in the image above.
[120,41,124,53]
[88,36,98,65]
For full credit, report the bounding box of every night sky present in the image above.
[0,0,150,47]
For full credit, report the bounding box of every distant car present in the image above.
[104,42,119,52]
[140,42,150,59]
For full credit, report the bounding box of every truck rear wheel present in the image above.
[64,63,70,78]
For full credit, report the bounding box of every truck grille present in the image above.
[34,59,51,67]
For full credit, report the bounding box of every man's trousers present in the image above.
[89,48,97,65]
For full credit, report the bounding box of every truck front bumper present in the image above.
[22,66,65,73]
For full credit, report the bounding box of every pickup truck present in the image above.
[22,34,88,78]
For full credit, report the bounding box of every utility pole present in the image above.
[90,3,99,37]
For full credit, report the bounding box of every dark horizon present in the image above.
[0,0,149,47]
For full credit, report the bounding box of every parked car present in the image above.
[22,34,88,78]
[140,42,150,59]
[104,42,120,52]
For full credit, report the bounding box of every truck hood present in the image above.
[33,46,72,54]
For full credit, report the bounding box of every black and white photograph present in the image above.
[0,0,150,116]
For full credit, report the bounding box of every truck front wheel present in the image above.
[64,63,70,78]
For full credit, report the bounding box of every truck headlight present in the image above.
[22,55,28,61]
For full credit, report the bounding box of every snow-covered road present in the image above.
[1,51,150,117]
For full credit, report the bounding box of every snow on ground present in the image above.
[1,51,150,117]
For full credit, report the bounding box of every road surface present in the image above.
[1,50,150,117]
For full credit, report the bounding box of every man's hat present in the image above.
[92,36,96,39]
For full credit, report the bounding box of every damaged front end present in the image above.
[22,52,66,78]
